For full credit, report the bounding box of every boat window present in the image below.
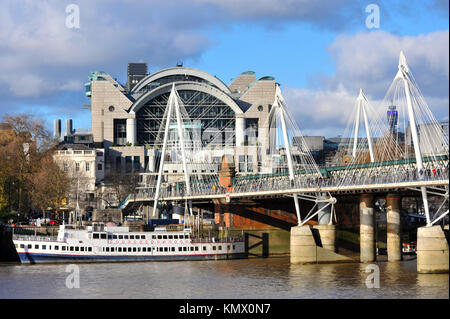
[93,233,99,239]
[128,247,132,252]
[113,235,117,239]
[62,246,66,251]
[108,234,113,239]
[75,247,79,251]
[183,247,187,252]
[218,246,222,250]
[130,235,135,239]
[88,247,92,252]
[118,247,122,252]
[227,245,230,250]
[152,235,156,239]
[42,245,46,250]
[178,247,182,252]
[137,248,141,252]
[20,244,24,248]
[168,235,173,239]
[212,246,216,250]
[105,247,109,252]
[233,245,235,250]
[164,247,168,252]
[70,247,74,251]
[174,235,178,239]
[119,235,123,239]
[141,235,146,239]
[27,244,32,249]
[163,235,167,240]
[80,247,84,252]
[100,233,107,239]
[35,245,39,249]
[143,247,146,252]
[124,235,129,239]
[55,246,59,250]
[195,247,199,251]
[157,235,162,239]
[171,247,175,252]
[133,247,137,252]
[203,246,206,251]
[190,247,194,251]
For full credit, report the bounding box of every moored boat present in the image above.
[13,222,247,264]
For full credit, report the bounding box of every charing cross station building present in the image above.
[55,63,285,211]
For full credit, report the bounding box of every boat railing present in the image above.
[12,234,59,242]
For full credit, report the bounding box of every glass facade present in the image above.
[136,89,236,147]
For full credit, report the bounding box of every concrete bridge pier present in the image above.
[386,194,402,262]
[313,194,336,253]
[360,194,376,263]
[417,225,449,274]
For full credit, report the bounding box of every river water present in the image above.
[0,256,448,299]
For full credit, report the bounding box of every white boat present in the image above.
[12,222,247,264]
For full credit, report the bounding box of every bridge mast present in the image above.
[274,85,302,225]
[397,51,431,226]
[152,85,175,217]
[352,89,374,163]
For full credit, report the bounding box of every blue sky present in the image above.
[0,0,448,137]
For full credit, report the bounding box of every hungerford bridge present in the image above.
[119,52,449,273]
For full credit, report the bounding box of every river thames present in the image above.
[0,256,448,299]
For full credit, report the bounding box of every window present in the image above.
[119,235,123,239]
[86,162,90,171]
[118,247,122,252]
[55,246,59,250]
[75,162,80,172]
[93,233,99,239]
[183,247,187,252]
[105,247,109,252]
[128,247,132,252]
[35,245,39,249]
[168,235,173,239]
[88,247,92,252]
[97,163,102,170]
[171,247,175,252]
[130,235,135,240]
[143,247,146,252]
[109,105,115,112]
[203,246,206,251]
[101,233,107,239]
[218,246,222,250]
[133,247,137,252]
[63,163,69,172]
[164,247,168,252]
[190,247,194,251]
[163,235,167,240]
[157,235,162,239]
[174,235,178,239]
[28,244,32,249]
[80,247,84,251]
[70,247,74,251]
[195,247,199,251]
[152,235,156,239]
[20,244,24,249]
[212,246,216,250]
[62,246,66,251]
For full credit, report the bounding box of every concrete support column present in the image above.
[126,118,136,144]
[386,194,402,262]
[235,117,245,147]
[313,224,336,252]
[417,225,449,274]
[360,194,376,262]
[317,193,332,225]
[290,225,317,264]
